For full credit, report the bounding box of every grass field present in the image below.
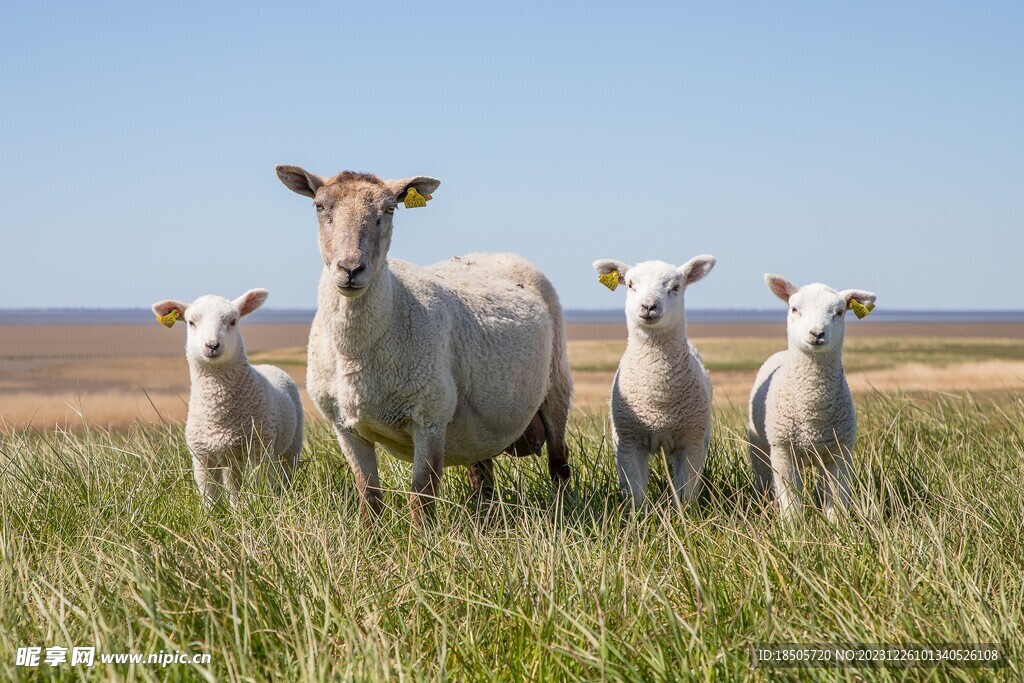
[2,389,1022,681]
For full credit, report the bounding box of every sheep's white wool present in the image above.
[305,252,572,467]
[592,255,716,506]
[151,290,303,506]
[747,275,877,521]
[277,163,574,523]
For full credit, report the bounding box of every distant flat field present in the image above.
[1,321,1022,428]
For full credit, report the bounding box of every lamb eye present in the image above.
[315,203,324,212]
[229,319,237,327]
[669,285,680,293]
[188,320,195,327]
[384,205,396,215]
[834,309,844,317]
[626,281,634,290]
[790,306,798,314]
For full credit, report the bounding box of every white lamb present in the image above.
[747,274,876,521]
[592,255,716,507]
[276,165,573,524]
[151,289,303,506]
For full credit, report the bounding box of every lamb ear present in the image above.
[385,176,441,203]
[840,289,877,308]
[679,255,716,285]
[151,299,189,319]
[276,165,324,198]
[764,273,798,302]
[592,259,631,278]
[592,259,631,291]
[233,289,269,317]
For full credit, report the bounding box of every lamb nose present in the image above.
[206,341,221,351]
[811,330,825,342]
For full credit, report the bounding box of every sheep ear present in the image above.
[840,289,877,308]
[592,259,631,278]
[276,165,324,198]
[151,299,189,327]
[233,289,269,317]
[151,299,188,319]
[385,176,441,204]
[764,273,798,302]
[679,255,716,285]
[592,259,631,291]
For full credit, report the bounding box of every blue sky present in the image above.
[1,2,1021,310]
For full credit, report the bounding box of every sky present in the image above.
[0,1,1021,311]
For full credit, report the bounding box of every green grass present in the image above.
[1,393,1022,681]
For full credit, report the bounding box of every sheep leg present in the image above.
[336,428,382,519]
[539,404,571,486]
[748,436,774,499]
[192,453,224,508]
[819,452,852,522]
[668,439,706,504]
[467,458,495,498]
[279,406,304,488]
[224,465,242,507]
[770,445,802,521]
[411,424,446,526]
[616,441,649,508]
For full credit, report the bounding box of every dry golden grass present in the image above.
[2,321,1023,428]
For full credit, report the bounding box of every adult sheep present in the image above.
[276,165,572,523]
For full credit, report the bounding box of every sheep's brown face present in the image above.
[312,177,396,297]
[276,166,441,299]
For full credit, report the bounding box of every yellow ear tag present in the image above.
[404,187,428,209]
[848,299,875,319]
[156,310,180,328]
[598,270,620,291]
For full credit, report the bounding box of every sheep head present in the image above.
[765,274,876,355]
[151,289,267,366]
[276,165,440,298]
[593,255,715,332]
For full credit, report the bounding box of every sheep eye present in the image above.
[626,281,634,290]
[834,309,844,317]
[669,285,680,293]
[790,306,798,314]
[229,319,237,327]
[384,205,396,215]
[315,203,325,213]
[188,320,195,327]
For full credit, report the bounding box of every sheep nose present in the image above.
[335,260,366,280]
[638,301,661,321]
[810,330,826,343]
[205,341,221,351]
